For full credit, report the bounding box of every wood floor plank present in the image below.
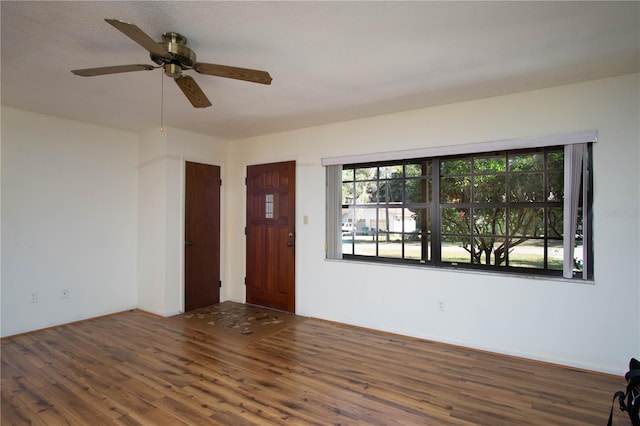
[116,406,192,426]
[1,406,48,426]
[1,302,627,425]
[182,381,303,425]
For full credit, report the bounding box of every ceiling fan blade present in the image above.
[175,76,212,108]
[105,19,171,59]
[193,63,272,85]
[71,64,156,77]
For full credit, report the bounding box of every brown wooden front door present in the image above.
[246,161,296,312]
[184,161,221,311]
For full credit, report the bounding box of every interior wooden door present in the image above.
[184,161,221,311]
[246,161,296,312]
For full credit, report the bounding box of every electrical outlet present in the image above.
[437,300,445,312]
[61,289,69,299]
[30,291,38,303]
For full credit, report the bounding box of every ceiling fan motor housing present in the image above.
[151,32,197,76]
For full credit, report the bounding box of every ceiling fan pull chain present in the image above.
[160,69,165,132]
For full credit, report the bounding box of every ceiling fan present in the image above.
[71,19,272,108]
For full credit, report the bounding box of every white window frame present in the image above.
[324,131,596,280]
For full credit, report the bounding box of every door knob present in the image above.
[287,242,294,247]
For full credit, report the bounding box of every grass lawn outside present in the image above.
[343,235,581,271]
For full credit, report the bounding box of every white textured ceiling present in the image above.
[1,1,639,140]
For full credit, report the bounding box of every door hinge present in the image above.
[220,179,222,186]
[244,177,247,185]
[219,280,222,288]
[244,226,247,235]
[244,277,247,285]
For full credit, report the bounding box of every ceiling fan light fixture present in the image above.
[164,63,182,78]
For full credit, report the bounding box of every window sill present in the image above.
[324,257,595,285]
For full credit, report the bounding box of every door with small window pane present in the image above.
[246,161,296,312]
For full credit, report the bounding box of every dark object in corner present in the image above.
[608,357,640,426]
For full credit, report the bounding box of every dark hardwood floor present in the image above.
[1,302,628,425]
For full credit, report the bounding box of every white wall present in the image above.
[1,110,229,332]
[137,129,169,316]
[228,74,640,374]
[1,107,139,335]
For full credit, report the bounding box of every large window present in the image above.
[327,135,593,279]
